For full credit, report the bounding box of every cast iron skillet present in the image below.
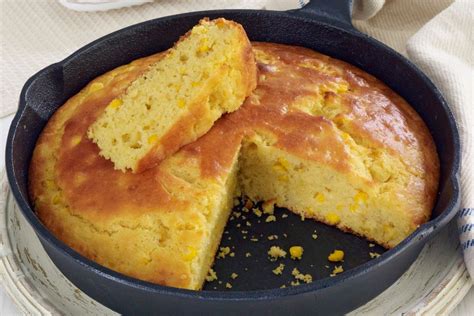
[6,0,461,314]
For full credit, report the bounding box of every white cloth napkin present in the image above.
[0,0,471,276]
[406,0,474,278]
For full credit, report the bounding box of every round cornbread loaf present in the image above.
[29,42,439,290]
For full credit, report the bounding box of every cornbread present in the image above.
[29,41,439,290]
[88,18,256,172]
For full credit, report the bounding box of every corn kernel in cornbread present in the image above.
[88,18,257,173]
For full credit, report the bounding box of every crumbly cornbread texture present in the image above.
[29,41,439,291]
[88,18,256,173]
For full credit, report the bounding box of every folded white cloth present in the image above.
[0,0,471,277]
[406,0,474,278]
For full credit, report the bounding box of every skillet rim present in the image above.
[5,8,461,301]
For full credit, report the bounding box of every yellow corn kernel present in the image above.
[183,247,197,261]
[70,135,82,147]
[349,203,359,212]
[198,44,210,53]
[52,194,61,205]
[326,213,340,225]
[289,246,304,260]
[88,82,104,93]
[314,192,325,203]
[341,132,351,141]
[339,116,351,125]
[191,81,200,87]
[336,82,349,93]
[147,134,158,144]
[278,157,290,171]
[354,191,368,204]
[328,249,344,262]
[177,99,186,108]
[108,98,123,109]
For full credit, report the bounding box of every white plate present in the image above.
[58,0,152,12]
[0,170,471,314]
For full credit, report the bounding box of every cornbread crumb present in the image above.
[369,243,376,248]
[218,246,231,259]
[231,273,238,279]
[282,214,288,219]
[252,208,262,217]
[233,211,241,218]
[245,252,251,257]
[241,230,248,234]
[312,234,318,240]
[265,215,276,223]
[292,268,312,284]
[226,282,232,289]
[267,234,278,240]
[206,268,218,282]
[290,280,300,286]
[246,221,252,227]
[262,200,275,214]
[330,265,344,277]
[250,238,259,242]
[369,252,381,258]
[289,246,304,260]
[280,285,286,289]
[272,263,285,275]
[244,199,253,210]
[229,252,235,257]
[300,213,306,221]
[268,246,287,260]
[328,249,344,262]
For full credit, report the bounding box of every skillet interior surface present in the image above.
[6,7,460,315]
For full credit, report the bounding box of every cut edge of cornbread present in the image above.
[189,149,241,289]
[88,18,257,173]
[238,132,420,249]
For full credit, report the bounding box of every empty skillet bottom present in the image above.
[204,197,386,291]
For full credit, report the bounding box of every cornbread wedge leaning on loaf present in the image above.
[88,18,257,173]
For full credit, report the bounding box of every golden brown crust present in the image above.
[29,41,439,288]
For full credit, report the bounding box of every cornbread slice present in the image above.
[88,18,256,173]
[29,42,439,290]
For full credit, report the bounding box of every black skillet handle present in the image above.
[290,0,354,31]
